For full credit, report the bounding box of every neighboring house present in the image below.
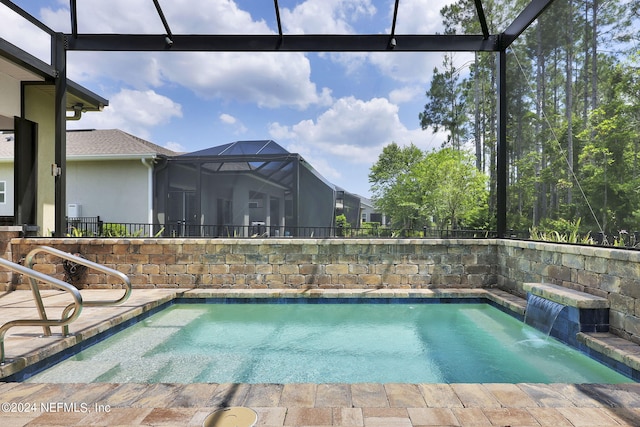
[0,129,177,227]
[335,188,361,228]
[154,140,361,237]
[65,129,177,224]
[359,196,386,226]
[0,134,15,218]
[0,134,362,236]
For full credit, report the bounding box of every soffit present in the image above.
[0,55,44,81]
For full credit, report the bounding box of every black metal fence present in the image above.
[64,217,497,239]
[62,218,640,249]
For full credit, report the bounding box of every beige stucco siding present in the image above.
[24,85,56,235]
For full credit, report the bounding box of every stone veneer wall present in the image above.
[4,236,640,343]
[495,239,640,344]
[6,238,497,291]
[0,227,27,289]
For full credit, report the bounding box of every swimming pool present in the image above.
[26,302,631,384]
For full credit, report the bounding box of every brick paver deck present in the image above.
[1,381,639,426]
[0,289,638,426]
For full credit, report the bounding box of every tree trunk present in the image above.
[566,0,574,205]
[583,0,590,124]
[474,52,482,171]
[591,0,598,112]
[535,21,546,226]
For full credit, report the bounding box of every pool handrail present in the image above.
[0,257,83,364]
[24,246,132,336]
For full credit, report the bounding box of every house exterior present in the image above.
[0,129,177,229]
[1,29,107,235]
[0,134,15,218]
[65,129,177,224]
[359,196,386,226]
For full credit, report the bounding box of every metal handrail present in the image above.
[25,246,132,336]
[0,257,83,364]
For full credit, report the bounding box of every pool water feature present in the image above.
[524,293,566,335]
[26,302,631,384]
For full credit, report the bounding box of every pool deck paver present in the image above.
[316,384,351,407]
[0,379,638,426]
[351,383,389,408]
[0,289,640,426]
[450,384,502,408]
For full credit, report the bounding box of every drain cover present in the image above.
[202,407,258,427]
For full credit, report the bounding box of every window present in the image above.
[0,181,5,204]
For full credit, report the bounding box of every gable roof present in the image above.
[67,129,177,157]
[0,129,177,160]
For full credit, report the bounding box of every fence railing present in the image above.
[51,217,640,247]
[64,218,496,239]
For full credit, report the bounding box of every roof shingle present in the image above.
[0,129,177,159]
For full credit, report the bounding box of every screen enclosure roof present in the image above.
[2,0,555,54]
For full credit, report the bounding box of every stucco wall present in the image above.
[66,159,150,223]
[0,162,14,216]
[0,156,151,224]
[24,84,57,236]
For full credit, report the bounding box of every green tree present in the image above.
[419,53,469,150]
[411,148,489,229]
[369,146,488,231]
[422,0,639,240]
[368,142,424,228]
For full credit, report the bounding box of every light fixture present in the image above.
[389,37,397,49]
[165,36,173,47]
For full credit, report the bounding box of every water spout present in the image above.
[524,293,566,336]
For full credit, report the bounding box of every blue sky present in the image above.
[2,0,467,196]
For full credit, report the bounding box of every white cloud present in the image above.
[316,0,461,84]
[164,141,186,153]
[39,0,332,110]
[0,4,51,63]
[389,85,422,104]
[67,89,182,139]
[394,0,449,34]
[268,122,296,141]
[219,113,237,125]
[269,96,439,166]
[41,0,272,34]
[281,0,376,34]
[67,52,166,90]
[165,0,272,34]
[219,113,247,134]
[161,52,333,109]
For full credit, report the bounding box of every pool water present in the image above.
[26,303,632,384]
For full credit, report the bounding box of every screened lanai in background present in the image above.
[154,140,360,237]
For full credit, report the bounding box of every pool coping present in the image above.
[1,287,638,382]
[523,282,609,309]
